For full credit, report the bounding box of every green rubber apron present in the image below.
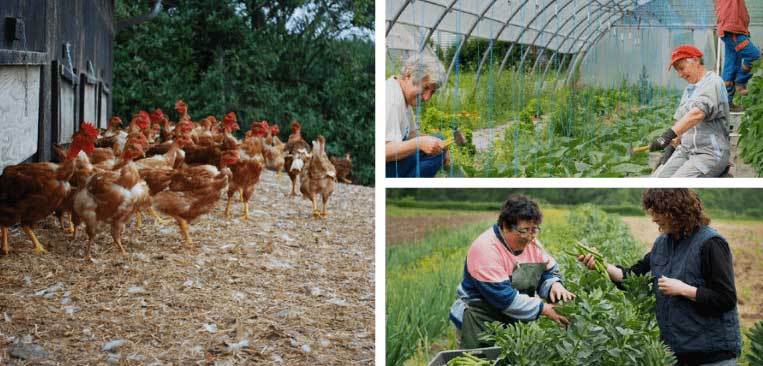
[460,262,547,349]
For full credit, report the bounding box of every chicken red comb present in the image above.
[67,131,95,159]
[79,122,99,139]
[131,113,150,130]
[150,108,165,123]
[291,120,301,131]
[223,112,237,125]
[175,99,188,115]
[127,132,149,148]
[109,116,122,126]
[270,124,280,135]
[177,120,194,133]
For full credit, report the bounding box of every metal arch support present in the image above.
[539,0,637,90]
[473,0,563,89]
[544,52,569,89]
[557,0,631,54]
[441,0,503,87]
[386,0,414,37]
[533,8,611,92]
[564,8,632,85]
[513,0,578,76]
[527,0,609,76]
[548,6,628,89]
[419,0,460,51]
[561,5,626,54]
[563,28,611,86]
[544,8,619,90]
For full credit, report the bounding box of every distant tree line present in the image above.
[387,188,763,218]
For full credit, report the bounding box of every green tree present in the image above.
[113,0,374,184]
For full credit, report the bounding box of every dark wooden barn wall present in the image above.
[0,0,114,168]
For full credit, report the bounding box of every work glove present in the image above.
[657,145,676,167]
[649,128,677,151]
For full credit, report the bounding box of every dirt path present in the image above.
[472,124,510,152]
[386,212,495,246]
[0,171,374,365]
[621,216,763,327]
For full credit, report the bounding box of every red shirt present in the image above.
[716,0,750,37]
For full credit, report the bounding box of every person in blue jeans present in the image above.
[385,134,447,178]
[385,53,448,178]
[717,0,760,111]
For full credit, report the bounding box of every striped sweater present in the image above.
[450,224,563,328]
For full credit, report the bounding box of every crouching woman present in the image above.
[449,194,575,349]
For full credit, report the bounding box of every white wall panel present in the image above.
[0,66,40,171]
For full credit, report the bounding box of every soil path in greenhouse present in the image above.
[0,170,374,365]
[387,212,495,246]
[622,216,763,328]
[472,124,511,152]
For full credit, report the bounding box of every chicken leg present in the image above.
[84,225,96,261]
[111,222,128,257]
[320,196,330,218]
[58,214,68,232]
[148,208,165,225]
[1,227,8,255]
[239,189,244,203]
[241,202,251,220]
[177,218,193,248]
[135,211,143,230]
[224,196,233,217]
[84,237,95,262]
[67,215,75,234]
[310,197,320,218]
[22,226,47,254]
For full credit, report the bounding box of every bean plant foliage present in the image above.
[482,206,676,366]
[747,321,763,366]
[113,0,374,184]
[738,60,763,177]
[418,69,675,177]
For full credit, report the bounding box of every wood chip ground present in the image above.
[0,170,375,365]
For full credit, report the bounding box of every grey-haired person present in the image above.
[385,53,449,178]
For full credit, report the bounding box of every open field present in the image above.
[386,206,495,246]
[0,171,374,365]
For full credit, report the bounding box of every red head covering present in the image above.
[668,45,703,70]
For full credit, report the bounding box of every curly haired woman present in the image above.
[577,188,740,366]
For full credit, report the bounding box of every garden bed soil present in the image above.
[386,212,495,246]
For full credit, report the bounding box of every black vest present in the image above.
[650,226,741,356]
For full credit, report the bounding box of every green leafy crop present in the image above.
[738,60,763,176]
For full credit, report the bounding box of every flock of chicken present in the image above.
[0,100,353,260]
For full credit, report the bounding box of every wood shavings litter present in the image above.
[0,171,374,365]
